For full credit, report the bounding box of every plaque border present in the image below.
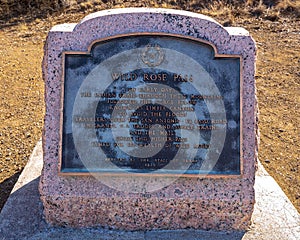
[58,32,243,178]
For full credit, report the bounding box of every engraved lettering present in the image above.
[80,92,91,97]
[112,72,137,81]
[194,144,210,149]
[94,92,116,98]
[143,73,167,81]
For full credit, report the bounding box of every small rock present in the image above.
[265,159,271,163]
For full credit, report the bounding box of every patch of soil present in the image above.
[0,6,299,213]
[242,17,300,211]
[0,28,44,208]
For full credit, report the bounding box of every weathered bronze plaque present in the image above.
[61,35,241,175]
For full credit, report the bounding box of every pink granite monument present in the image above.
[40,8,257,230]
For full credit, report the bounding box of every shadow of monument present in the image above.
[0,171,21,210]
[0,176,46,239]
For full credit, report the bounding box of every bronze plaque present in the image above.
[61,35,241,176]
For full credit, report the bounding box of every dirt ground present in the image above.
[0,4,299,213]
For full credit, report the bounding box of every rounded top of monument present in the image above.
[78,8,222,26]
[48,7,254,58]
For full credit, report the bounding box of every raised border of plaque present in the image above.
[40,8,258,231]
[59,33,243,177]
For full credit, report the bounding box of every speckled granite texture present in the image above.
[40,8,257,230]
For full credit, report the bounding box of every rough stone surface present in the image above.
[40,8,257,230]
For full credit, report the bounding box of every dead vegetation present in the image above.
[0,0,300,26]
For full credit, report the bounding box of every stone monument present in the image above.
[40,8,257,230]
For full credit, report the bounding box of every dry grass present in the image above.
[0,0,299,24]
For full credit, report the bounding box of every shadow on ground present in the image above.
[0,171,21,210]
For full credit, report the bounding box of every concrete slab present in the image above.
[0,140,299,240]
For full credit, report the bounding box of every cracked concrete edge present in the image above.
[0,140,299,240]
